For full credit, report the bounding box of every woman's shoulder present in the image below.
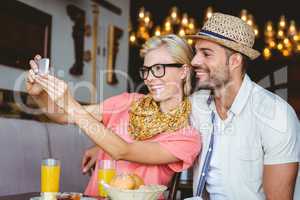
[126,92,145,101]
[101,93,145,126]
[103,92,144,105]
[101,92,145,114]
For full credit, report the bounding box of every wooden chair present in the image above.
[167,172,181,200]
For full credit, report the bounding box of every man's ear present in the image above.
[180,64,190,80]
[228,53,243,71]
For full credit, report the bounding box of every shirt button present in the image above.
[202,173,205,176]
[208,148,212,152]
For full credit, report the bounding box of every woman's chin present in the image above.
[150,93,166,102]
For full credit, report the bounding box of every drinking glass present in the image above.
[41,158,61,193]
[98,160,116,197]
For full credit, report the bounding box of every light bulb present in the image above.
[206,6,213,20]
[138,7,145,19]
[288,20,297,36]
[188,39,193,45]
[254,26,259,37]
[144,12,151,24]
[263,48,271,59]
[266,21,273,32]
[240,9,248,21]
[182,13,189,26]
[279,15,286,29]
[179,28,186,37]
[296,44,300,52]
[129,33,136,43]
[188,18,195,30]
[154,26,161,36]
[277,30,284,39]
[247,15,253,26]
[277,43,283,50]
[269,40,276,48]
[283,38,290,45]
[282,49,290,57]
[170,7,179,21]
[164,17,172,32]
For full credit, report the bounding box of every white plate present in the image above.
[30,197,97,200]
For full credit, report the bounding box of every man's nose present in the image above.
[191,54,203,67]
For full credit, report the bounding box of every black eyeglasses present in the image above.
[139,63,183,80]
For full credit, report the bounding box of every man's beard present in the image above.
[194,70,230,91]
[195,79,215,90]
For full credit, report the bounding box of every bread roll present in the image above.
[109,173,144,190]
[131,174,144,189]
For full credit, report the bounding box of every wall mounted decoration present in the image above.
[91,3,99,104]
[66,4,86,76]
[83,50,92,62]
[85,24,92,37]
[91,0,122,15]
[107,25,123,85]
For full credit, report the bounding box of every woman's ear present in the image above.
[228,53,243,71]
[180,64,189,80]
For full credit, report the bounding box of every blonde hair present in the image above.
[140,34,194,96]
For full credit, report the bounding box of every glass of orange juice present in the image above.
[41,158,61,193]
[98,160,116,197]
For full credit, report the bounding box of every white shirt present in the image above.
[206,108,230,200]
[189,74,300,200]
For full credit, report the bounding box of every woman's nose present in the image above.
[146,70,156,81]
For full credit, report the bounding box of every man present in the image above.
[187,13,299,200]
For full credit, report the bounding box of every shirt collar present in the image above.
[194,75,253,115]
[229,74,253,115]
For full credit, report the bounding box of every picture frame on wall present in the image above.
[0,0,52,70]
[107,24,123,85]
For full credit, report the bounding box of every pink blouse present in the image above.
[84,93,201,196]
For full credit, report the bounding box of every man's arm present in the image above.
[259,99,300,200]
[263,163,299,200]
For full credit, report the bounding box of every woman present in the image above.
[26,34,201,196]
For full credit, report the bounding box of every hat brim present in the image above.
[186,34,261,60]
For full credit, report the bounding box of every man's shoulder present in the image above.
[189,90,211,113]
[189,90,212,131]
[250,83,297,132]
[251,82,292,114]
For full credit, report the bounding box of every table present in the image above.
[0,193,106,200]
[0,192,39,200]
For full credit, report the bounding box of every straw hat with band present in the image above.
[186,12,260,60]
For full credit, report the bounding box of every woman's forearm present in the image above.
[72,103,129,160]
[32,92,74,124]
[72,102,179,165]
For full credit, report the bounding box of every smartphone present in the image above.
[37,58,50,75]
